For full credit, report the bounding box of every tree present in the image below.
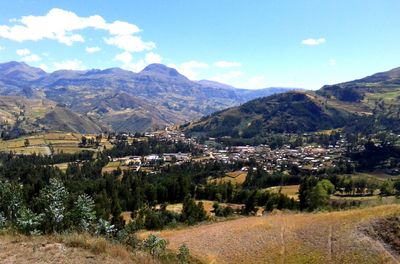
[81,136,87,146]
[181,195,207,225]
[24,138,30,147]
[72,193,96,232]
[0,181,23,223]
[308,180,334,210]
[380,181,394,196]
[243,191,257,215]
[299,178,334,211]
[39,178,69,233]
[394,180,400,195]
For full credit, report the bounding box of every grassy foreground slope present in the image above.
[0,233,157,264]
[158,204,400,264]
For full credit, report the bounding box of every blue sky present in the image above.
[0,0,399,89]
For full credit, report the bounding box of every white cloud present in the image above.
[22,54,40,62]
[104,34,155,52]
[210,70,244,84]
[209,72,268,89]
[54,59,86,70]
[16,48,40,62]
[145,52,162,64]
[213,61,241,68]
[329,59,337,66]
[39,63,48,71]
[247,75,266,88]
[85,46,101,53]
[0,8,154,50]
[175,60,208,80]
[16,48,30,56]
[107,20,140,35]
[0,46,4,51]
[301,38,326,46]
[115,51,133,65]
[114,51,163,72]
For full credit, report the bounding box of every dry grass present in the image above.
[208,171,248,185]
[266,185,300,200]
[156,200,244,216]
[0,232,158,264]
[157,204,400,264]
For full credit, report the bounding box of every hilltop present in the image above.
[183,91,353,137]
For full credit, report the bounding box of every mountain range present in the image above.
[0,61,297,136]
[183,66,400,138]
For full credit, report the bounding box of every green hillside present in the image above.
[183,67,400,138]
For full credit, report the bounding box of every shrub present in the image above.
[15,207,42,235]
[0,212,6,229]
[181,195,207,225]
[177,244,190,264]
[143,234,167,257]
[95,219,116,237]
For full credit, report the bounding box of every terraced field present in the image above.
[157,204,400,264]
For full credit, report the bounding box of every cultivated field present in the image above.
[154,204,400,264]
[0,132,100,155]
[266,185,300,200]
[208,170,248,185]
[161,200,245,215]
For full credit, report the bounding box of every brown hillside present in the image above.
[157,204,400,264]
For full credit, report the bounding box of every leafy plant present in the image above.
[72,193,96,232]
[39,178,69,233]
[16,207,42,235]
[143,234,167,256]
[0,212,6,229]
[95,219,116,237]
[177,244,190,264]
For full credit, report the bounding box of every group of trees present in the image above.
[299,177,335,211]
[104,137,202,158]
[0,178,103,235]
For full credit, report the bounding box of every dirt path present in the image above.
[153,205,400,264]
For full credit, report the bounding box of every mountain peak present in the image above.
[0,60,47,80]
[139,63,186,79]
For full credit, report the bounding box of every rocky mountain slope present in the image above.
[0,61,295,135]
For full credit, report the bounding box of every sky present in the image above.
[0,1,399,90]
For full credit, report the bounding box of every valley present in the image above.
[1,2,399,264]
[1,64,400,264]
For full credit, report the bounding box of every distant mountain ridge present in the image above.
[0,61,296,135]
